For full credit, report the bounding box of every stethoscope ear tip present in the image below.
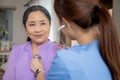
[58,25,66,30]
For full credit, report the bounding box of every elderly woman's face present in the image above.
[26,11,50,44]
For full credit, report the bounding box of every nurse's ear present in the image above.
[61,18,71,29]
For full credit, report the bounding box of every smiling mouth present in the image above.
[34,35,43,38]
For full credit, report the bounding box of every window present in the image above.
[0,9,13,41]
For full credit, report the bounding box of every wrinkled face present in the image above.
[26,11,50,45]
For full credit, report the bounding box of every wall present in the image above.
[0,0,29,45]
[113,0,120,39]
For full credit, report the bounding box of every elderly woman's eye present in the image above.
[40,23,46,25]
[29,24,35,26]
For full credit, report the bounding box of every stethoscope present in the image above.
[58,25,68,49]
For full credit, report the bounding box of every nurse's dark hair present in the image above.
[23,5,51,41]
[54,0,120,80]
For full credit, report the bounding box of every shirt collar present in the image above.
[25,40,51,51]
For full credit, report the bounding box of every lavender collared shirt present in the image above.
[3,40,59,80]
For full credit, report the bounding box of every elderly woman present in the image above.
[3,5,60,80]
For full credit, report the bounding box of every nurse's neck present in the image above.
[76,26,99,45]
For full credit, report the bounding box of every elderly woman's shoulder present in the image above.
[11,41,30,49]
[51,41,66,50]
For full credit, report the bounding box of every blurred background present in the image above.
[0,0,119,79]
